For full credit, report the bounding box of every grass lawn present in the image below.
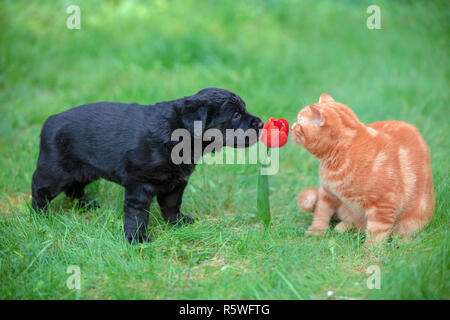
[0,0,448,299]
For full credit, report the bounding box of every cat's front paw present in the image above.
[334,221,350,233]
[364,234,388,248]
[306,225,328,236]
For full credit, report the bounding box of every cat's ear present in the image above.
[308,105,325,126]
[319,93,335,103]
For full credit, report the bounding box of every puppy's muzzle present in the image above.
[252,117,264,136]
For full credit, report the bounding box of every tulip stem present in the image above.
[257,144,271,228]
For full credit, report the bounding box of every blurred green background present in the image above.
[0,0,448,299]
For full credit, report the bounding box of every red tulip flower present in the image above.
[260,118,289,148]
[256,117,289,229]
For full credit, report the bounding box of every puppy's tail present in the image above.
[297,187,318,212]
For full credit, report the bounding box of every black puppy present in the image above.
[32,88,263,243]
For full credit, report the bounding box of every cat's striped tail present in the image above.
[297,187,319,212]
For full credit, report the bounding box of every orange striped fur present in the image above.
[292,94,435,245]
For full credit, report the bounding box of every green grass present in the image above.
[0,0,449,299]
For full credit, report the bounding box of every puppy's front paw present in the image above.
[167,213,195,225]
[125,231,151,245]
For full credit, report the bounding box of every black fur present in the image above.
[31,88,263,243]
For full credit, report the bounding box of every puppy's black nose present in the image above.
[253,118,264,130]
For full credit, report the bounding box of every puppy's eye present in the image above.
[233,112,242,120]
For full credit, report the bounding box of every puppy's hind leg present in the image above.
[65,181,99,210]
[157,181,194,225]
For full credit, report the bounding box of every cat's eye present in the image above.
[233,112,242,120]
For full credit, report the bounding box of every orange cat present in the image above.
[292,94,435,245]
